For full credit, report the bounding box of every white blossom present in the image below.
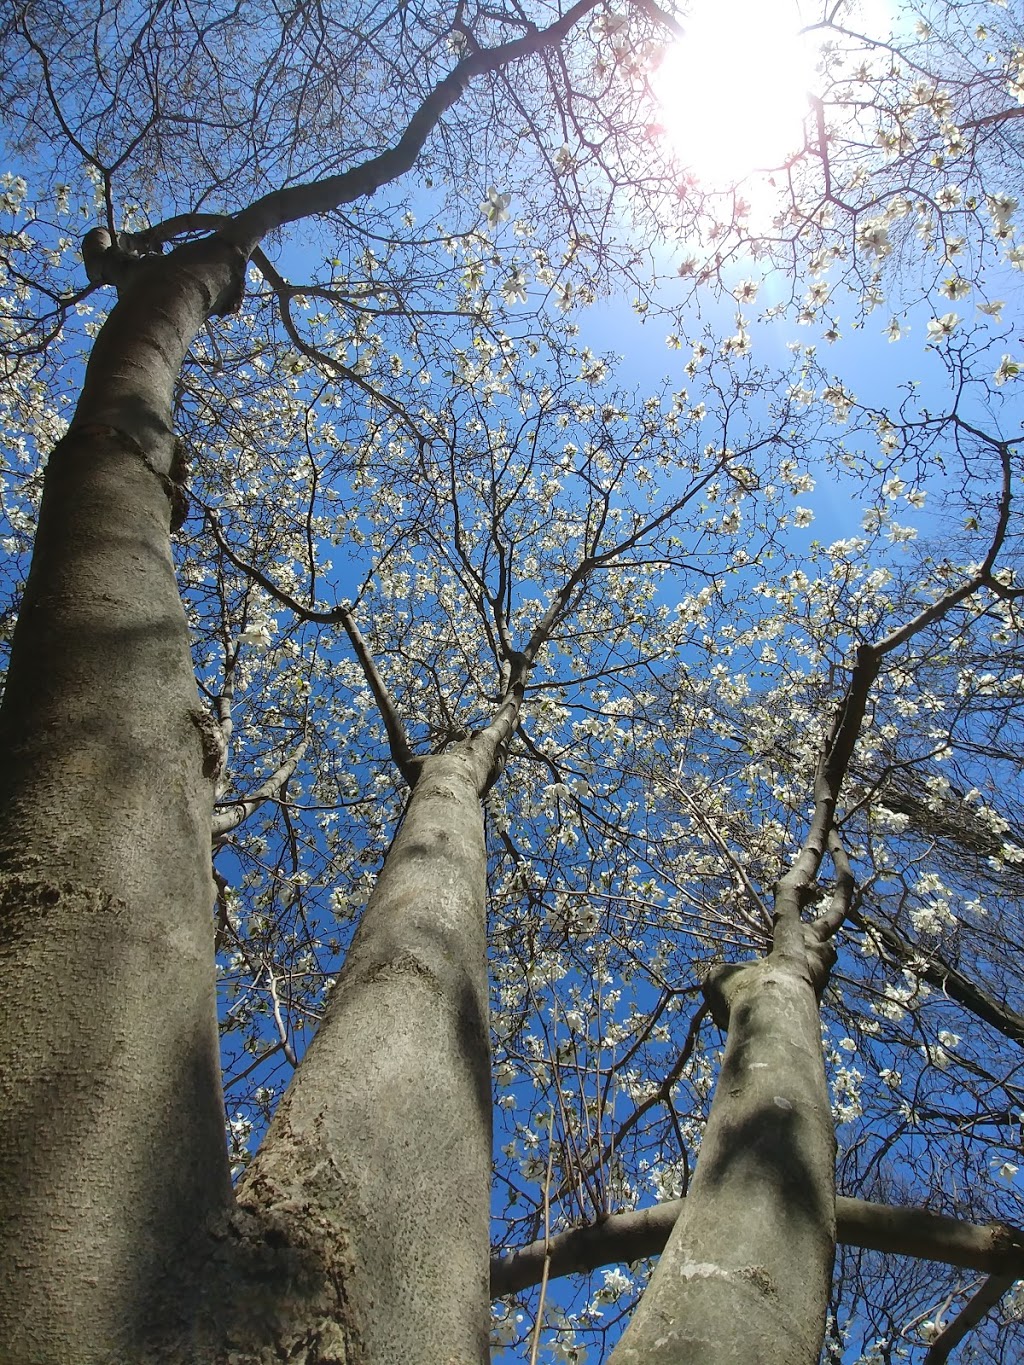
[553,144,574,174]
[479,186,511,227]
[236,623,273,650]
[857,220,892,257]
[926,312,959,341]
[994,354,1022,385]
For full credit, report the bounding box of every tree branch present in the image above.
[206,513,419,783]
[627,0,685,39]
[774,455,1016,960]
[212,736,309,840]
[490,1197,1024,1297]
[923,1274,1017,1364]
[224,0,602,253]
[852,907,1024,1046]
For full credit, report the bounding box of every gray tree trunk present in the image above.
[0,220,512,1360]
[222,742,496,1363]
[608,935,837,1365]
[0,243,242,1362]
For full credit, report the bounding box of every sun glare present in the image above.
[653,0,818,184]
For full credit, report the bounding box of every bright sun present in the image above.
[652,0,818,184]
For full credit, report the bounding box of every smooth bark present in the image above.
[219,741,497,1362]
[0,241,242,1361]
[603,553,1020,1364]
[607,945,837,1365]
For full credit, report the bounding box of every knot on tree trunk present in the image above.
[82,226,165,289]
[703,928,837,1029]
[82,227,248,315]
[802,926,838,997]
[702,959,760,1030]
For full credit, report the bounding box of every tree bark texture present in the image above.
[225,744,495,1364]
[0,243,241,1361]
[608,951,836,1365]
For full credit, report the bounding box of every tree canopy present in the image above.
[3,0,1024,1362]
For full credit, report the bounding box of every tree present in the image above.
[3,0,1024,1362]
[0,2,671,1357]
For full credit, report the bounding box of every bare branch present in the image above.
[212,736,309,840]
[225,0,602,253]
[206,513,419,782]
[491,1197,1024,1297]
[922,1275,1018,1364]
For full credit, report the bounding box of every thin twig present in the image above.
[529,1102,558,1365]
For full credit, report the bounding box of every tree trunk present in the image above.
[0,242,242,1361]
[223,743,495,1363]
[608,940,836,1365]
